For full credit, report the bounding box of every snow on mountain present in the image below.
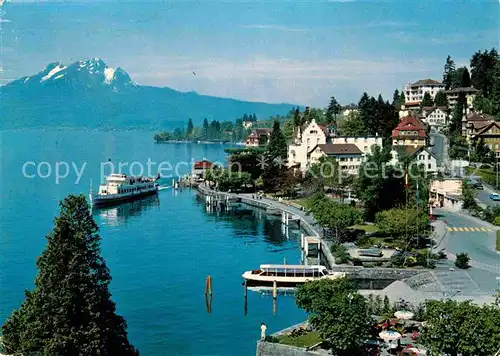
[7,58,136,90]
[41,64,67,82]
[104,67,115,84]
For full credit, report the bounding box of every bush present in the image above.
[331,244,350,264]
[494,216,500,226]
[390,253,405,267]
[264,335,280,343]
[455,252,470,269]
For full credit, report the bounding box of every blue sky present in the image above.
[1,0,498,106]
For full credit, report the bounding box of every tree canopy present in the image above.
[443,55,456,91]
[295,278,373,355]
[354,145,405,221]
[420,92,434,108]
[433,90,448,107]
[418,299,500,356]
[470,48,499,98]
[262,121,288,191]
[1,195,139,356]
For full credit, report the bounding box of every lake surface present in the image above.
[0,130,306,356]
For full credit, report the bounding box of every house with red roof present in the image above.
[192,160,218,179]
[392,115,428,147]
[245,128,272,147]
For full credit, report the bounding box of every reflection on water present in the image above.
[197,199,302,247]
[93,195,160,226]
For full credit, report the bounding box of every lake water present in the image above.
[0,130,306,356]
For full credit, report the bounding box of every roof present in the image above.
[343,103,358,110]
[392,115,427,139]
[467,112,495,122]
[254,128,272,136]
[446,87,479,94]
[393,145,436,159]
[193,160,215,169]
[410,79,443,86]
[474,121,500,136]
[312,143,363,155]
[423,106,448,114]
[317,123,337,137]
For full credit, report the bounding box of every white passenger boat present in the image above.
[90,173,159,207]
[242,264,346,287]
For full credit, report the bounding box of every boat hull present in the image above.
[242,271,344,288]
[90,188,158,207]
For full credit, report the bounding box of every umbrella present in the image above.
[379,330,402,342]
[395,310,414,320]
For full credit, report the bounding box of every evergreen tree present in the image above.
[491,61,500,118]
[392,89,400,105]
[242,113,249,122]
[292,107,301,128]
[451,67,471,89]
[443,55,456,91]
[262,121,288,191]
[202,118,209,140]
[433,90,448,107]
[400,91,406,103]
[186,118,194,137]
[471,48,499,98]
[340,112,366,136]
[1,195,139,356]
[449,93,466,137]
[420,92,434,109]
[302,106,311,126]
[252,113,257,122]
[326,96,342,124]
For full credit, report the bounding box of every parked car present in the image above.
[489,193,500,201]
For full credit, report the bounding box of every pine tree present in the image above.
[443,55,456,91]
[420,92,434,109]
[433,90,448,107]
[1,195,139,355]
[471,48,499,98]
[449,93,466,137]
[186,118,194,137]
[262,121,288,191]
[491,61,500,118]
[451,67,471,89]
[292,107,301,128]
[392,89,401,105]
[326,96,341,124]
[252,113,257,122]
[202,118,209,140]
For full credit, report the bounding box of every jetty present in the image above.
[197,184,336,267]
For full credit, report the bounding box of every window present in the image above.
[310,130,318,134]
[428,164,431,169]
[316,138,320,144]
[307,138,310,144]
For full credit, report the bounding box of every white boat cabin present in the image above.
[252,264,330,278]
[98,173,156,195]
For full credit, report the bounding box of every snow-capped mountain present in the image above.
[2,58,298,129]
[9,58,136,92]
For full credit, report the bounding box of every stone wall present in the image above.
[256,342,324,356]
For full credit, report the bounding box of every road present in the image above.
[430,131,446,165]
[434,208,500,292]
[475,183,500,207]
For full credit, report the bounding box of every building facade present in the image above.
[245,128,272,147]
[390,146,438,174]
[342,103,359,116]
[287,119,336,172]
[429,179,463,211]
[421,106,448,128]
[392,115,428,147]
[308,143,363,175]
[471,121,500,158]
[462,112,495,140]
[404,79,445,106]
[330,136,383,156]
[446,87,479,111]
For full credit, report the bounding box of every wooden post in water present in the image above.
[244,280,248,298]
[272,280,277,299]
[205,275,213,297]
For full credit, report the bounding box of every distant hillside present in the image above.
[1,58,298,130]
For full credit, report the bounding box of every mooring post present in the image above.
[205,275,213,296]
[244,280,248,298]
[272,280,277,300]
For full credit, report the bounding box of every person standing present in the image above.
[260,322,267,340]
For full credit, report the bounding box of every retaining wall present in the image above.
[256,342,324,356]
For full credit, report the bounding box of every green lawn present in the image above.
[277,331,322,348]
[466,167,497,186]
[496,231,500,251]
[291,198,312,209]
[348,224,380,233]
